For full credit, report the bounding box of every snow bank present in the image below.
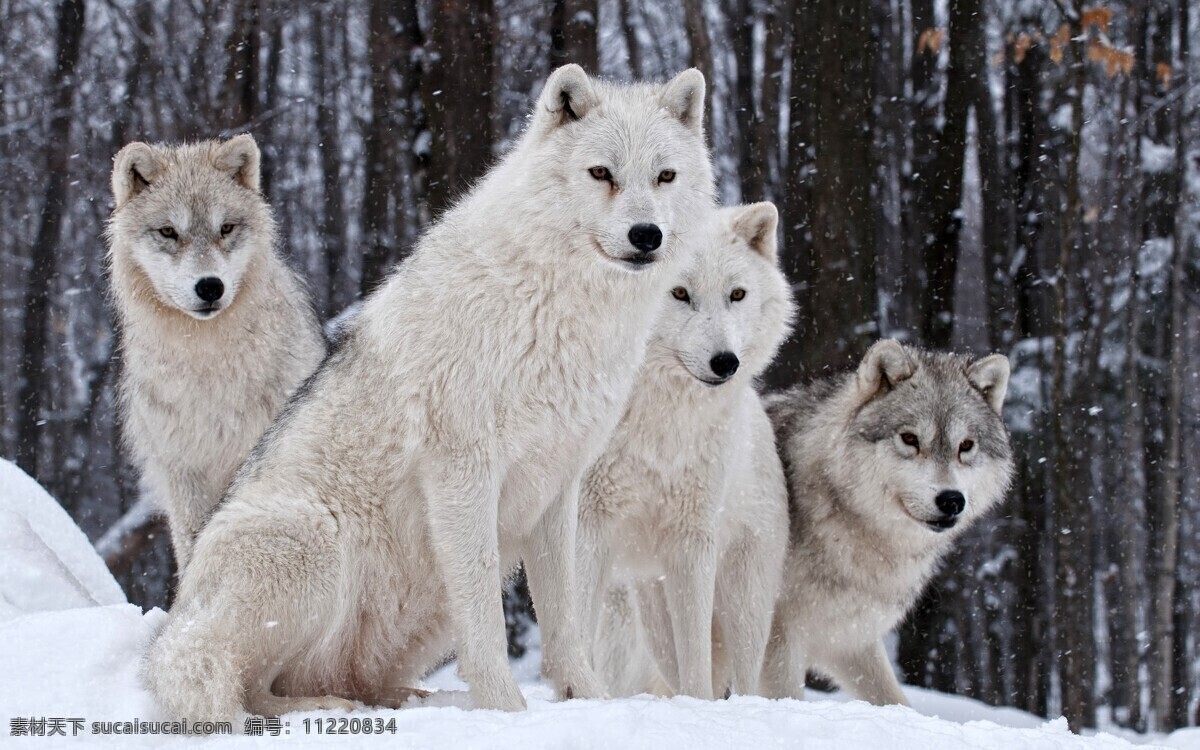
[0,459,1185,749]
[0,603,1176,749]
[0,459,125,620]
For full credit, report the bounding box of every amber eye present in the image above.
[589,166,611,181]
[220,223,236,236]
[671,287,690,303]
[959,439,975,454]
[158,226,178,240]
[900,432,919,449]
[730,288,746,302]
[658,169,676,184]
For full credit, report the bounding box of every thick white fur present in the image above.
[761,340,1015,706]
[580,203,794,699]
[143,66,715,719]
[107,135,325,569]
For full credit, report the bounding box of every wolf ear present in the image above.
[660,68,706,134]
[536,64,600,132]
[967,354,1010,415]
[855,339,916,405]
[112,142,164,207]
[731,202,779,261]
[214,134,261,193]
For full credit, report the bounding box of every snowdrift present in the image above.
[0,459,1190,749]
[0,460,125,621]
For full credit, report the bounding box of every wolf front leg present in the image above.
[575,494,614,666]
[826,640,910,706]
[662,534,718,699]
[423,459,526,711]
[759,614,807,700]
[162,467,218,572]
[523,477,606,700]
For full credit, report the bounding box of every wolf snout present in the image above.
[627,223,663,253]
[194,277,225,304]
[935,490,966,517]
[709,352,740,381]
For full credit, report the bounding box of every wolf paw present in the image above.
[557,665,607,701]
[471,674,527,712]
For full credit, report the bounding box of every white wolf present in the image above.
[580,202,794,700]
[761,340,1014,705]
[107,135,325,570]
[143,65,715,719]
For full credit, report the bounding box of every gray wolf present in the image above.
[107,135,325,570]
[580,202,794,699]
[760,340,1014,705]
[143,65,715,719]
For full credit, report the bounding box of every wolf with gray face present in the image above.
[760,340,1013,705]
[581,202,794,700]
[107,135,325,570]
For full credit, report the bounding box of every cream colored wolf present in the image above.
[107,135,325,570]
[762,340,1014,705]
[143,65,715,719]
[580,203,794,699]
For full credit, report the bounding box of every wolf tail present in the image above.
[142,605,244,723]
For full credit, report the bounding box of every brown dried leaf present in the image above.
[918,27,946,55]
[1013,32,1033,64]
[1049,24,1070,65]
[1157,61,1172,90]
[1081,6,1114,34]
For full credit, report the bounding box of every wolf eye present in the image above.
[589,166,611,181]
[730,288,746,302]
[158,226,178,240]
[671,287,690,303]
[658,170,676,184]
[959,439,975,454]
[900,432,919,449]
[220,223,236,236]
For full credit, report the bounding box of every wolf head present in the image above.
[644,202,794,386]
[107,135,273,320]
[522,64,715,272]
[841,340,1014,540]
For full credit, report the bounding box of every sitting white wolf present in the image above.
[580,203,794,699]
[144,65,715,719]
[106,135,325,570]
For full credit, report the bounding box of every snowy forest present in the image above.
[0,0,1197,737]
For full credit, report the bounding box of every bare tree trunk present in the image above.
[732,0,759,203]
[1053,4,1095,731]
[550,0,598,72]
[769,0,877,383]
[618,0,642,77]
[1156,0,1189,730]
[220,0,261,129]
[919,0,971,349]
[423,0,495,217]
[15,0,86,479]
[361,0,425,296]
[314,9,347,317]
[682,0,714,138]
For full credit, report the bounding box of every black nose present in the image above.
[710,352,740,379]
[935,490,966,517]
[628,223,663,253]
[194,277,224,303]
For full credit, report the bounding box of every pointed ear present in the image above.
[213,134,261,193]
[967,354,1010,415]
[855,339,916,405]
[535,64,600,132]
[731,202,779,261]
[660,68,705,133]
[111,142,164,207]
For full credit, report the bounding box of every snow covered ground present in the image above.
[2,460,1196,749]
